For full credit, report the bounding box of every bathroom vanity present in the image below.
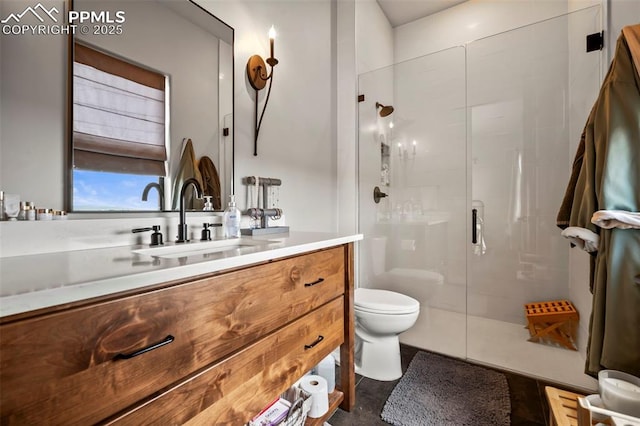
[0,232,360,425]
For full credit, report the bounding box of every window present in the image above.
[73,42,167,176]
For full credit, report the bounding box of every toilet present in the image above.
[354,287,420,381]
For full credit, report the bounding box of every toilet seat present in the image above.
[355,288,419,315]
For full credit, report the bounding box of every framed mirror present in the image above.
[69,0,233,212]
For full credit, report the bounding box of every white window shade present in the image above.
[73,43,167,176]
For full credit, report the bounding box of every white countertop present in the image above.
[0,232,362,318]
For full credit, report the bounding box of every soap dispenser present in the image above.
[223,195,241,238]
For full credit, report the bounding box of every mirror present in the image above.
[70,0,233,212]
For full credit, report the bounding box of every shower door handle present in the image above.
[472,209,478,244]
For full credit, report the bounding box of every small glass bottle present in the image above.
[223,195,241,238]
[18,202,29,220]
[203,196,213,211]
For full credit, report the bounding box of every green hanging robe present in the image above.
[558,25,640,378]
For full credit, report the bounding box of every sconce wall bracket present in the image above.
[246,53,278,156]
[247,55,268,90]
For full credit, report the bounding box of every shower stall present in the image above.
[358,7,602,390]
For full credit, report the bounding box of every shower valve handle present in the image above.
[373,186,388,204]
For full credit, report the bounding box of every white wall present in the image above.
[336,0,358,235]
[355,0,394,75]
[191,0,338,232]
[607,0,640,63]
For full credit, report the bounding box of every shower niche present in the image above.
[380,137,390,187]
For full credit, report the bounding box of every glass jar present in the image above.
[37,208,53,221]
[53,210,68,220]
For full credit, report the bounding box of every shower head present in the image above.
[376,102,394,117]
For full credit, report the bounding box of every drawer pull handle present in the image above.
[114,335,175,360]
[304,278,325,287]
[304,335,324,350]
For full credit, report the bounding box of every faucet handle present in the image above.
[132,225,164,246]
[200,223,222,241]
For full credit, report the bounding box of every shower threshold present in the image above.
[400,307,598,392]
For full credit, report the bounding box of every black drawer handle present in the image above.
[304,278,325,287]
[304,335,324,350]
[113,335,175,360]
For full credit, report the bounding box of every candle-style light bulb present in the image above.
[269,26,276,59]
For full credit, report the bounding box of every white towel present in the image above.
[473,216,487,256]
[561,226,600,252]
[591,210,640,229]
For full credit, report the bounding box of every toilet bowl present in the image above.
[354,288,420,381]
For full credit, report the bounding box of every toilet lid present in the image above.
[355,288,420,314]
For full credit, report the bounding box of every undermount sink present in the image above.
[132,238,278,259]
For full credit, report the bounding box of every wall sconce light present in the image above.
[396,141,417,160]
[246,26,279,156]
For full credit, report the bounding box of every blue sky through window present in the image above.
[73,170,160,211]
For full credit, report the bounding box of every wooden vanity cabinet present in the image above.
[0,243,355,425]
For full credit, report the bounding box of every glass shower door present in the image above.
[358,47,468,359]
[466,6,602,387]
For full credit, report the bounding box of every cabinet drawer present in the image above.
[109,297,345,425]
[0,247,345,425]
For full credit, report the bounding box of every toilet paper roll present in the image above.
[299,374,329,418]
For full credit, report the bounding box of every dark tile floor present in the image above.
[328,344,587,425]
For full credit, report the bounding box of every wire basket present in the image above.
[248,386,312,426]
[280,386,312,426]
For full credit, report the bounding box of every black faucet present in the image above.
[176,178,203,243]
[141,178,164,210]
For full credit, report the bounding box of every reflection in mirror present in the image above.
[70,0,233,212]
[72,41,168,210]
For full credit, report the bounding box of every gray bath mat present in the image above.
[381,351,510,426]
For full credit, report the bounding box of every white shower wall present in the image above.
[393,0,597,63]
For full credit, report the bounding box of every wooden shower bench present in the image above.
[525,300,579,350]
